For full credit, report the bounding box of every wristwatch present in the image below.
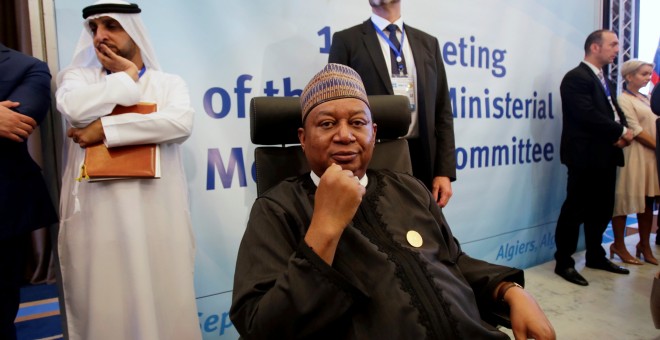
[497,282,523,303]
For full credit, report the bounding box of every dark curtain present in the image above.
[0,1,20,50]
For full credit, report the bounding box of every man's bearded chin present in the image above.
[369,0,399,6]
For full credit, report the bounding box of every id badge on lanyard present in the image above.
[391,75,415,111]
[607,96,620,122]
[601,79,620,122]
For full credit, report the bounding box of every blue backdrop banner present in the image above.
[53,1,600,338]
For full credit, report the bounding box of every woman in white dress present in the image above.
[611,59,659,265]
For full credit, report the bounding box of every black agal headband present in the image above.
[82,3,141,19]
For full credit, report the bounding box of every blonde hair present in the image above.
[620,59,654,82]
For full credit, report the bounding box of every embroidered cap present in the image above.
[300,63,370,123]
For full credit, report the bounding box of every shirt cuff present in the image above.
[100,116,119,147]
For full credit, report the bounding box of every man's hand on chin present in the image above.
[95,43,139,81]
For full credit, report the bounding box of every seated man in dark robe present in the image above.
[230,63,555,340]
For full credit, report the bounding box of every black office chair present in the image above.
[250,95,412,196]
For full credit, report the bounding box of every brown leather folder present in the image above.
[81,103,160,180]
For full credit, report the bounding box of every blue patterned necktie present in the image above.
[386,24,407,75]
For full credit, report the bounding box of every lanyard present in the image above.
[600,79,621,120]
[373,23,406,72]
[601,77,611,97]
[624,89,652,107]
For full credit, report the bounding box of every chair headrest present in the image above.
[250,95,411,145]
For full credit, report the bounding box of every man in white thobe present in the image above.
[55,1,201,339]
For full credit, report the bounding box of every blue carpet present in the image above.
[16,284,62,340]
[19,284,58,303]
[15,315,62,340]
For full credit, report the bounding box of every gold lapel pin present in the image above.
[406,230,423,248]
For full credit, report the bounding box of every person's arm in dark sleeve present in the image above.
[328,31,349,65]
[229,197,367,339]
[0,57,50,142]
[560,71,626,142]
[6,58,51,124]
[431,36,456,182]
[651,85,660,115]
[426,187,552,338]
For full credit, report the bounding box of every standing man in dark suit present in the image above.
[0,42,58,340]
[329,0,456,207]
[651,85,660,245]
[651,84,660,115]
[554,30,633,286]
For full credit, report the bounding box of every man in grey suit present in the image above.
[554,30,633,286]
[329,0,456,207]
[0,42,58,340]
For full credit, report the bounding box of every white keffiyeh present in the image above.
[57,0,161,85]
